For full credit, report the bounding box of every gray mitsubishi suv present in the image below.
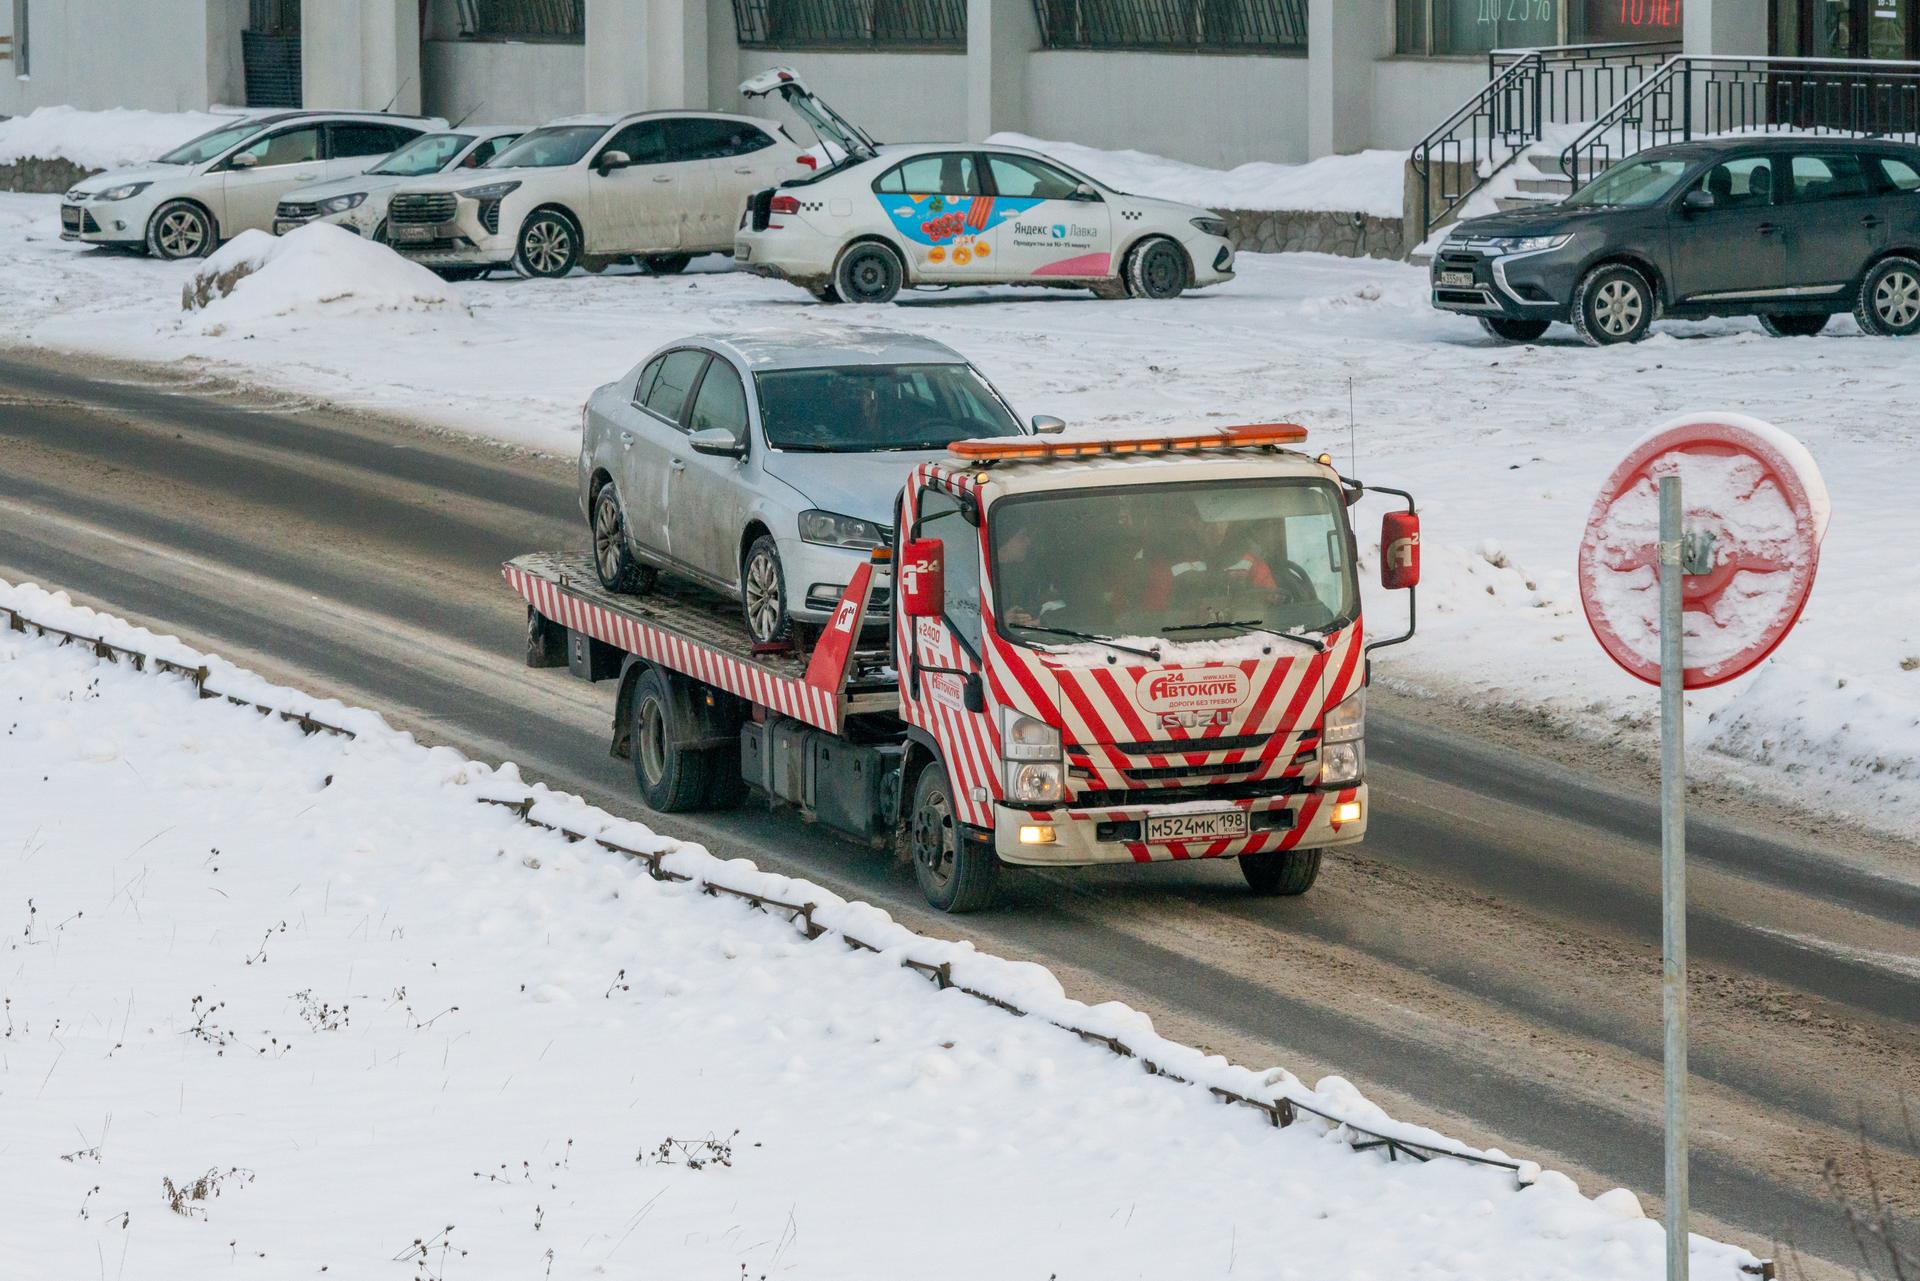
[1432,137,1920,345]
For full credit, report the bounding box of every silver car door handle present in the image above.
[652,175,673,184]
[669,458,686,471]
[619,431,634,447]
[733,166,754,174]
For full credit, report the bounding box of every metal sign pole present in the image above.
[1659,474,1690,1281]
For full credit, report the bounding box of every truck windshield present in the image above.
[991,478,1356,646]
[1566,155,1692,206]
[756,364,1021,452]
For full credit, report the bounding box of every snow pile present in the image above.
[0,105,265,170]
[988,132,1408,217]
[182,224,464,333]
[0,579,1766,1281]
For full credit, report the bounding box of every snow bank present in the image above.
[0,105,265,170]
[0,578,1765,1281]
[183,224,465,333]
[988,132,1408,217]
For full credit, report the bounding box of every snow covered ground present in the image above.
[1,190,1915,842]
[0,581,1767,1280]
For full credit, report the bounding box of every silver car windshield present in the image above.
[486,125,605,169]
[755,364,1021,452]
[1567,156,1693,207]
[158,122,263,166]
[370,133,475,176]
[991,479,1356,643]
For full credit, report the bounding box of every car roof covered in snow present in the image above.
[695,327,970,371]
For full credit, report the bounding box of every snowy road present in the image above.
[0,352,1913,1270]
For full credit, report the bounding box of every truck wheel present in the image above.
[1479,316,1550,343]
[1571,262,1654,346]
[834,242,903,304]
[1854,255,1920,337]
[1240,848,1321,897]
[741,534,793,644]
[592,486,656,594]
[911,764,998,913]
[629,668,712,812]
[1124,236,1189,300]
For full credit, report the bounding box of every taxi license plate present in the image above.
[391,224,435,242]
[1439,269,1475,288]
[1143,810,1247,842]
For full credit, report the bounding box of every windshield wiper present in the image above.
[1012,624,1160,660]
[1164,618,1327,653]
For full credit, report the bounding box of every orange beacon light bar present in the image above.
[948,423,1308,463]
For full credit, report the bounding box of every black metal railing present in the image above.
[456,0,586,41]
[1409,40,1676,242]
[731,0,967,47]
[1562,55,1920,188]
[249,0,301,35]
[1032,0,1307,53]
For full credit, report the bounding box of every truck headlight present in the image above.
[319,192,367,215]
[1009,762,1064,804]
[1190,215,1229,238]
[799,510,887,550]
[1319,741,1363,787]
[461,180,522,200]
[1322,688,1363,743]
[1002,710,1060,761]
[95,182,151,202]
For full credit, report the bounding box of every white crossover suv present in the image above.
[733,70,1235,303]
[384,111,810,278]
[60,111,441,259]
[272,126,524,249]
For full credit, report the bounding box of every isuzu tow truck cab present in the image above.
[509,423,1419,912]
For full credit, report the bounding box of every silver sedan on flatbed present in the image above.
[579,327,1055,643]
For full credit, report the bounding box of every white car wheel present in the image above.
[1124,236,1189,300]
[147,201,216,260]
[833,242,904,305]
[515,211,578,279]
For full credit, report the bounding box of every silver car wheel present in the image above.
[1875,269,1920,328]
[1594,280,1643,336]
[744,548,783,641]
[524,220,571,275]
[593,491,623,583]
[155,207,208,259]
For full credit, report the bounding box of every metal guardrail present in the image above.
[730,0,966,48]
[1031,0,1306,53]
[1561,55,1920,191]
[1409,40,1677,242]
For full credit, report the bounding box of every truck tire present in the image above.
[592,486,656,595]
[1239,847,1321,896]
[702,750,748,809]
[910,764,998,913]
[629,668,713,813]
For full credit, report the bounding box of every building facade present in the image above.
[6,0,1898,168]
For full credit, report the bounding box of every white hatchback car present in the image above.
[272,126,524,248]
[384,112,810,278]
[60,111,441,259]
[734,70,1234,303]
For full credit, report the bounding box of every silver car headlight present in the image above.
[1190,215,1229,239]
[94,182,152,202]
[319,192,367,215]
[461,180,522,200]
[798,510,887,550]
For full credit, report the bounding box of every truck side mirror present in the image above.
[900,538,945,618]
[1381,511,1420,590]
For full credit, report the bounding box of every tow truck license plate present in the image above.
[1439,269,1475,288]
[1143,810,1247,842]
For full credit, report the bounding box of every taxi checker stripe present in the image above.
[503,565,840,734]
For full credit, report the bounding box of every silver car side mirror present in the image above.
[688,427,745,458]
[1030,415,1066,435]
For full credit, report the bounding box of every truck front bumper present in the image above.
[992,784,1365,867]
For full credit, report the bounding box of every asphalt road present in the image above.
[2,352,1915,1272]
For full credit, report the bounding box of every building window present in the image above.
[730,0,967,48]
[1033,0,1307,53]
[1396,0,1680,55]
[457,0,587,42]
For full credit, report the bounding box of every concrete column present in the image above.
[1684,0,1767,53]
[203,0,248,108]
[1307,0,1389,158]
[302,0,421,112]
[586,0,712,112]
[967,0,1036,141]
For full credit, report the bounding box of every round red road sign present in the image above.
[1578,412,1828,689]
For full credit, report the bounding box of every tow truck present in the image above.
[507,424,1420,912]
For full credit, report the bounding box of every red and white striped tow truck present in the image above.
[507,423,1420,912]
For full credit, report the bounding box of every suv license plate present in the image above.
[391,224,434,242]
[1143,810,1247,842]
[1439,269,1475,288]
